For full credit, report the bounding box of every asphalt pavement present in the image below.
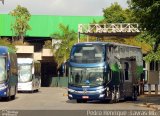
[137,93,160,110]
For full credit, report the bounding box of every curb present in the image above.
[137,103,160,110]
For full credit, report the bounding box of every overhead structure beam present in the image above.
[78,23,140,37]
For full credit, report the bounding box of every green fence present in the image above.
[50,77,68,87]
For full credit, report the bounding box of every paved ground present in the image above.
[0,87,154,111]
[138,93,160,110]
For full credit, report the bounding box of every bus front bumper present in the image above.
[68,86,112,101]
[18,82,33,91]
[68,92,106,100]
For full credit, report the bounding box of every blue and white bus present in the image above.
[68,42,143,103]
[0,46,18,100]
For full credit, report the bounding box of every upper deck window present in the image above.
[70,44,105,63]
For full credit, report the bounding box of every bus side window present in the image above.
[124,62,129,81]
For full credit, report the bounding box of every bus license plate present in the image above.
[82,96,89,99]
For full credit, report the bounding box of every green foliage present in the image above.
[102,2,133,23]
[51,24,77,68]
[136,66,143,75]
[43,40,53,49]
[135,32,156,47]
[124,38,152,54]
[10,5,31,41]
[144,46,160,62]
[0,38,16,51]
[130,0,160,53]
[110,63,120,72]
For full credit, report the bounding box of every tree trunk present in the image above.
[20,34,24,43]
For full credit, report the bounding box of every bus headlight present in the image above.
[96,88,105,93]
[68,88,75,93]
[99,94,105,98]
[68,94,73,98]
[106,87,109,91]
[0,84,8,91]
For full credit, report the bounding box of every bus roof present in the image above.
[74,42,141,49]
[0,46,16,55]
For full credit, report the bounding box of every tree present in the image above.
[0,37,16,51]
[102,2,133,23]
[129,0,160,54]
[10,5,31,42]
[51,24,77,69]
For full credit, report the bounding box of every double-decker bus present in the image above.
[0,46,18,100]
[68,42,143,103]
[17,58,41,92]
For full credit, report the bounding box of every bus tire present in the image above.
[11,95,15,100]
[11,86,17,100]
[109,99,113,104]
[6,88,11,101]
[35,89,39,93]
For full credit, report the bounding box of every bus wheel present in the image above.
[109,99,113,104]
[11,86,17,100]
[35,89,39,93]
[6,88,11,101]
[11,95,15,100]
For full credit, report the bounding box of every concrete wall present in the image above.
[34,52,42,60]
[16,45,34,53]
[42,49,53,56]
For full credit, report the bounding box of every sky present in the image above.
[0,0,128,16]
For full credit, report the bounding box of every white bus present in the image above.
[17,58,41,92]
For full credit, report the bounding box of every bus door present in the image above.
[122,61,133,97]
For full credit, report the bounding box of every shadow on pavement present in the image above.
[66,99,135,104]
[0,96,18,102]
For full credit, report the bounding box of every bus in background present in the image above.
[17,58,41,92]
[0,46,18,100]
[68,42,143,103]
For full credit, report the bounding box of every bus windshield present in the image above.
[0,57,6,82]
[70,44,105,63]
[69,67,106,87]
[18,64,32,83]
